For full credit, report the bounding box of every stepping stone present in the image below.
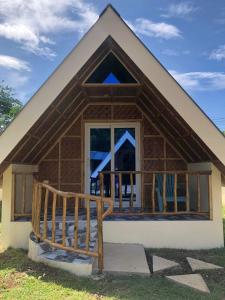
[187,257,223,271]
[103,243,150,276]
[166,274,210,294]
[152,255,180,273]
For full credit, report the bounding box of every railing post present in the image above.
[163,173,167,213]
[52,192,57,243]
[174,173,177,213]
[31,181,36,231]
[119,173,122,210]
[208,174,212,220]
[74,195,79,249]
[110,173,115,206]
[97,198,104,273]
[152,173,155,213]
[130,173,134,209]
[85,200,90,251]
[62,196,67,246]
[141,173,144,210]
[43,189,49,239]
[22,174,26,215]
[99,173,104,214]
[197,174,201,212]
[186,174,190,212]
[100,173,104,197]
[36,183,42,239]
[11,173,16,221]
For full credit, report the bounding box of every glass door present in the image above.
[85,123,140,207]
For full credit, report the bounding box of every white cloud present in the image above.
[162,49,179,56]
[0,55,30,71]
[209,45,225,61]
[170,70,225,91]
[0,0,98,58]
[161,2,198,18]
[162,49,190,56]
[131,18,182,39]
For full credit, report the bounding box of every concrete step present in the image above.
[28,234,96,276]
[95,242,151,276]
[28,219,98,276]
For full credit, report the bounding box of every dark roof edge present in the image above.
[99,4,121,18]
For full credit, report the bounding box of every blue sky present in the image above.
[0,1,225,130]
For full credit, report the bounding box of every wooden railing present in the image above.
[100,170,212,217]
[32,181,113,273]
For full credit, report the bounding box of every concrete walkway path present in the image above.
[103,243,150,276]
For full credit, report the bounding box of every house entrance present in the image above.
[85,123,141,207]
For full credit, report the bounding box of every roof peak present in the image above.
[99,4,121,18]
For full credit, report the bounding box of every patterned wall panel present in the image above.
[38,103,187,194]
[83,105,111,119]
[61,137,81,159]
[113,105,142,120]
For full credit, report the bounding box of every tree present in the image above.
[0,82,23,133]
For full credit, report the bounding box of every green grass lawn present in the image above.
[0,209,224,299]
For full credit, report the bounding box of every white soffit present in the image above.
[0,5,225,168]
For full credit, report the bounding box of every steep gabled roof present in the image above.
[0,4,225,173]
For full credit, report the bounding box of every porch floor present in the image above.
[16,208,209,222]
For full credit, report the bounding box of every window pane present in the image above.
[114,128,136,203]
[90,128,111,195]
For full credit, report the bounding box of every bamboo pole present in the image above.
[31,181,36,230]
[74,196,79,249]
[130,173,134,209]
[174,173,177,213]
[141,173,144,209]
[110,173,115,207]
[99,173,104,214]
[11,174,15,221]
[85,200,90,251]
[62,196,67,246]
[52,192,57,243]
[119,173,122,209]
[186,174,190,212]
[43,189,49,239]
[152,173,155,213]
[208,174,212,220]
[22,174,26,214]
[197,174,201,212]
[163,173,167,212]
[97,199,103,273]
[36,184,42,237]
[100,173,104,197]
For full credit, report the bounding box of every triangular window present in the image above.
[85,53,137,84]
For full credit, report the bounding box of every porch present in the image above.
[1,161,223,276]
[12,169,212,222]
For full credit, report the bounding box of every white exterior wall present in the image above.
[103,163,224,249]
[222,187,225,206]
[2,163,224,250]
